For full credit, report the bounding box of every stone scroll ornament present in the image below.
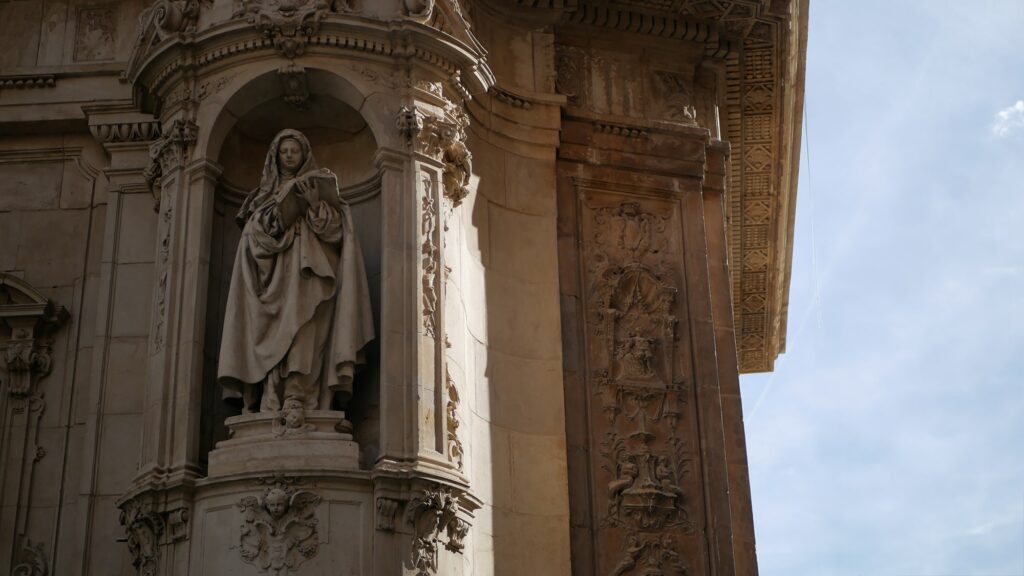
[406,487,469,576]
[399,105,473,206]
[119,499,165,576]
[237,482,322,575]
[217,129,375,425]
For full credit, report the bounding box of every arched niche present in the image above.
[198,70,384,473]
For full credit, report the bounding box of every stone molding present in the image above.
[89,121,163,144]
[0,75,56,90]
[125,6,495,110]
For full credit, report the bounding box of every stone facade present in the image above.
[0,1,806,575]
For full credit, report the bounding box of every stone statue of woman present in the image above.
[218,129,374,416]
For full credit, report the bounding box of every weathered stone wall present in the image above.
[461,7,572,572]
[0,129,153,573]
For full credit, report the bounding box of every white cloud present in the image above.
[992,100,1024,135]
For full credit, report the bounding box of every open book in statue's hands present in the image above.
[276,169,342,228]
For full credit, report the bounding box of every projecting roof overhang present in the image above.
[544,0,809,372]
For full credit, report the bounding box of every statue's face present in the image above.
[277,138,304,174]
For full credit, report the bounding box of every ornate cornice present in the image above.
[721,0,806,372]
[550,0,806,372]
[126,6,495,112]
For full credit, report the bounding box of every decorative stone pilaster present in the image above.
[0,274,68,576]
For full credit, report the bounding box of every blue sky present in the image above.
[740,2,1024,574]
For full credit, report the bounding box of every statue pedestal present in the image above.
[207,410,360,477]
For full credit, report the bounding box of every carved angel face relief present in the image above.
[265,488,289,519]
[237,483,321,574]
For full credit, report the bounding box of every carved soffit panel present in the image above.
[565,0,779,43]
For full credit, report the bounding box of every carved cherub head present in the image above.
[282,397,305,429]
[265,488,289,520]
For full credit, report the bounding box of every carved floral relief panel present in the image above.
[577,188,707,575]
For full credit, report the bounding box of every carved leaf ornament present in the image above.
[406,487,468,576]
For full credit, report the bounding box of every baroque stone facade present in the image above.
[0,0,806,574]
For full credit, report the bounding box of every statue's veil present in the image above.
[238,128,320,224]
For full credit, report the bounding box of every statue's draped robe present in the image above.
[218,129,374,410]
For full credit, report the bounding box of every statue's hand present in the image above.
[294,175,321,206]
